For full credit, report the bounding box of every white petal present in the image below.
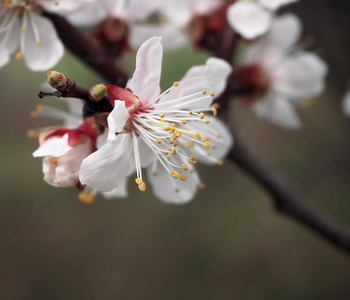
[0,50,10,68]
[244,14,302,65]
[253,94,302,129]
[271,52,328,100]
[33,134,72,157]
[189,116,233,165]
[45,141,91,187]
[129,24,188,51]
[66,3,106,27]
[158,58,232,110]
[126,36,162,105]
[39,1,89,14]
[147,159,197,204]
[79,134,133,192]
[123,0,160,22]
[260,0,299,10]
[227,2,271,39]
[101,177,128,199]
[107,100,130,140]
[23,13,64,71]
[342,90,350,117]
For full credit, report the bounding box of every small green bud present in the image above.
[47,71,67,89]
[89,84,107,102]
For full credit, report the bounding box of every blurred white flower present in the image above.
[80,36,233,204]
[227,0,299,39]
[0,0,92,70]
[342,89,350,117]
[30,96,127,204]
[238,14,327,129]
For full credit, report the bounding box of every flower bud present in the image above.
[89,84,107,102]
[47,71,67,89]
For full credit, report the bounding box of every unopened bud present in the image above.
[47,71,67,89]
[89,84,107,102]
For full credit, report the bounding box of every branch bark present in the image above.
[44,12,129,86]
[220,111,350,253]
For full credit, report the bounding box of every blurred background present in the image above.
[0,0,349,299]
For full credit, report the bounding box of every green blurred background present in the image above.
[0,1,350,299]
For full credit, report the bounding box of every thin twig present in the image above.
[220,111,350,253]
[44,11,129,86]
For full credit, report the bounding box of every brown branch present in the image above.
[43,11,129,86]
[219,111,350,253]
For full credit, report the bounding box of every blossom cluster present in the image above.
[0,0,332,203]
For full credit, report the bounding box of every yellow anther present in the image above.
[20,27,25,32]
[170,127,175,133]
[174,142,178,147]
[49,157,59,166]
[214,103,220,109]
[160,113,165,118]
[173,81,179,86]
[36,104,43,112]
[156,139,161,144]
[210,92,215,97]
[182,164,188,171]
[29,111,37,118]
[174,131,181,138]
[187,141,194,148]
[171,147,176,155]
[190,154,195,161]
[164,126,171,131]
[195,132,201,138]
[199,112,205,120]
[135,178,143,185]
[204,137,209,142]
[159,120,165,123]
[170,171,179,179]
[36,41,42,46]
[153,171,158,176]
[180,174,187,182]
[78,192,95,205]
[27,130,37,139]
[218,160,224,166]
[169,140,174,144]
[205,119,210,124]
[163,149,169,155]
[138,182,146,192]
[199,183,205,189]
[189,160,197,165]
[211,107,217,116]
[16,51,23,60]
[189,111,193,115]
[202,90,207,95]
[182,120,187,125]
[204,141,210,150]
[55,1,59,5]
[172,122,176,127]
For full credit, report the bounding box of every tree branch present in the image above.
[219,111,350,253]
[44,12,129,86]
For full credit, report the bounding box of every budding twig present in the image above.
[43,11,129,86]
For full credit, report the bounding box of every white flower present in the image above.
[238,14,327,129]
[154,0,224,49]
[30,95,126,203]
[0,0,92,70]
[67,0,172,50]
[79,36,233,204]
[32,117,99,188]
[227,0,299,39]
[342,90,350,117]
